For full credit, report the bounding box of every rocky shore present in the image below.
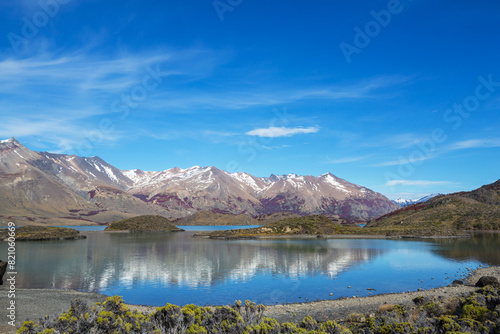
[1,265,499,332]
[264,266,500,324]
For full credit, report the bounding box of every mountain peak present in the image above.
[0,137,26,152]
[0,137,21,145]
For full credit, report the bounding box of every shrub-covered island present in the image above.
[0,226,85,241]
[105,215,185,232]
[175,211,259,226]
[195,215,362,239]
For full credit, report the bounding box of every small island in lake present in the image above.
[0,226,86,241]
[105,215,184,232]
[195,215,360,239]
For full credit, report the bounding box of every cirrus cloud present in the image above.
[385,180,455,186]
[246,126,319,138]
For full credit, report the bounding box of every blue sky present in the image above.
[0,0,499,200]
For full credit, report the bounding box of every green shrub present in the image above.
[16,286,500,334]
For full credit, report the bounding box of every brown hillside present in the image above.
[366,180,500,232]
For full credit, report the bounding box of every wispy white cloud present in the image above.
[325,155,369,164]
[448,139,500,150]
[0,48,223,151]
[263,144,292,150]
[146,75,411,112]
[202,130,240,137]
[373,155,434,167]
[372,136,500,167]
[246,126,319,138]
[0,50,216,95]
[385,180,455,186]
[0,113,123,153]
[0,49,410,153]
[362,133,427,149]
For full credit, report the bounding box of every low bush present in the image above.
[17,286,500,334]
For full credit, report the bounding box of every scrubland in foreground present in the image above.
[15,269,500,334]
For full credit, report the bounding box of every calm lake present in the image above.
[2,227,499,306]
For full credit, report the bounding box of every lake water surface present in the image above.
[2,228,499,306]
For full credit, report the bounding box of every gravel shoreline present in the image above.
[264,265,500,324]
[1,266,498,332]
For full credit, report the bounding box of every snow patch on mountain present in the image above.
[320,173,351,193]
[14,150,25,159]
[0,137,17,144]
[124,166,219,190]
[102,165,119,183]
[229,172,263,191]
[122,169,143,182]
[92,161,102,172]
[122,169,158,187]
[284,174,306,189]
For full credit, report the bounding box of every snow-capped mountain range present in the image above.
[392,194,443,207]
[0,138,399,225]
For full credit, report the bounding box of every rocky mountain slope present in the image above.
[125,167,398,220]
[0,138,172,225]
[0,138,399,225]
[367,180,500,232]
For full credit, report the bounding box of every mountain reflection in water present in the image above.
[14,232,383,289]
[1,230,488,305]
[431,233,500,265]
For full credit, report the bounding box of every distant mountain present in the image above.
[0,138,170,225]
[0,138,399,225]
[416,193,442,203]
[127,167,399,220]
[392,193,442,207]
[392,198,416,207]
[368,181,500,231]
